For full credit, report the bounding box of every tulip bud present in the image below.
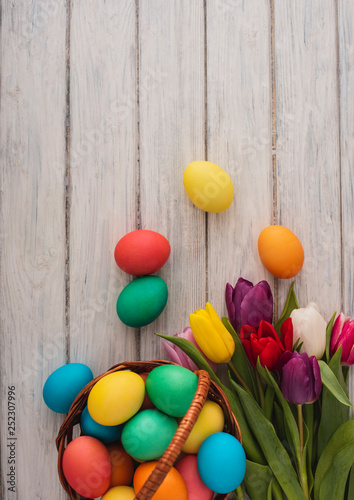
[290,302,326,359]
[330,313,354,366]
[277,351,322,405]
[162,327,217,371]
[225,278,273,333]
[189,302,235,363]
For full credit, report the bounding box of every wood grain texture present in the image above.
[138,0,206,360]
[207,0,274,313]
[0,1,68,499]
[338,0,354,408]
[69,0,138,373]
[274,0,341,319]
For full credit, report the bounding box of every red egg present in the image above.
[114,230,170,276]
[175,455,214,500]
[62,436,111,498]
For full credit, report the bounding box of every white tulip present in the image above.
[290,302,327,359]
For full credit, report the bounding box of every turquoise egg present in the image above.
[116,276,168,327]
[43,363,93,414]
[197,432,246,493]
[80,407,123,443]
[146,365,198,417]
[121,409,178,460]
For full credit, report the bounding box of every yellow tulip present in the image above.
[189,302,235,363]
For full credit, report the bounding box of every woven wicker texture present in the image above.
[56,360,242,500]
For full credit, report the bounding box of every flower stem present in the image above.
[235,485,245,500]
[297,404,309,500]
[227,361,253,397]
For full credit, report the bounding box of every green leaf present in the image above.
[257,361,301,474]
[273,402,286,444]
[314,419,354,500]
[325,311,336,362]
[231,380,306,500]
[222,317,259,401]
[318,360,353,407]
[319,444,354,500]
[317,348,349,459]
[347,464,354,500]
[303,403,314,494]
[244,461,273,500]
[275,282,299,335]
[264,385,275,421]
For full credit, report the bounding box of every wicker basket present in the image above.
[56,360,242,500]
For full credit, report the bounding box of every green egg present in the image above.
[116,276,168,327]
[146,365,198,417]
[121,409,178,460]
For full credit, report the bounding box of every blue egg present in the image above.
[81,407,123,443]
[43,363,93,413]
[197,432,246,493]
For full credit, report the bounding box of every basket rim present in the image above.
[56,359,242,500]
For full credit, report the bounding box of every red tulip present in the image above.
[240,319,293,371]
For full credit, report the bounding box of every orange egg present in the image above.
[133,461,188,500]
[258,225,304,279]
[106,443,134,488]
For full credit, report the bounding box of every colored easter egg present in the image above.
[183,160,234,213]
[197,432,246,493]
[101,486,135,500]
[116,276,168,327]
[114,230,170,276]
[175,455,214,500]
[121,409,178,461]
[87,371,145,426]
[134,461,188,500]
[181,400,225,453]
[62,436,111,498]
[80,407,123,443]
[146,365,198,417]
[43,363,93,414]
[258,225,304,279]
[106,443,134,488]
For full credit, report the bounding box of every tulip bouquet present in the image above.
[157,278,354,500]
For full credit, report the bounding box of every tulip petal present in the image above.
[259,320,284,348]
[234,277,254,332]
[240,325,257,340]
[280,318,294,351]
[330,313,349,355]
[258,340,283,372]
[240,282,273,330]
[225,283,237,330]
[309,355,322,402]
[189,313,234,363]
[162,338,197,371]
[281,355,310,405]
[206,302,236,356]
[337,322,354,364]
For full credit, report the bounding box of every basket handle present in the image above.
[134,369,211,500]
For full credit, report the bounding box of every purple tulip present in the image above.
[225,277,273,333]
[277,351,322,405]
[162,327,217,372]
[330,313,354,366]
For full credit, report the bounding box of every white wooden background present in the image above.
[1,0,353,498]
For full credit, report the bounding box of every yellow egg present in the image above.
[181,400,225,454]
[258,225,304,279]
[183,161,234,213]
[87,371,145,426]
[101,485,135,500]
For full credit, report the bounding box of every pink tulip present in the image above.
[162,327,217,372]
[330,313,354,365]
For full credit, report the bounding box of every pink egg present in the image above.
[175,455,214,500]
[62,436,112,498]
[114,230,170,275]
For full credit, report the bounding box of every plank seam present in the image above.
[204,0,209,303]
[136,0,141,360]
[65,0,71,363]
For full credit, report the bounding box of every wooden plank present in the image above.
[138,0,206,360]
[207,0,274,313]
[338,0,354,408]
[0,1,67,498]
[69,0,138,372]
[274,1,341,319]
